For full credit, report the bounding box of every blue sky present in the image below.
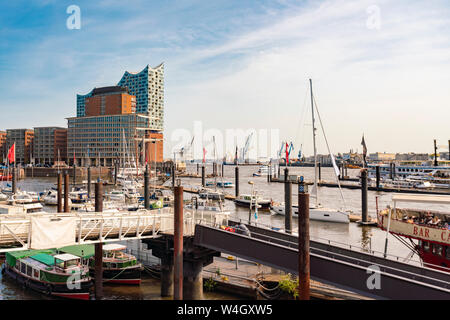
[1,0,450,158]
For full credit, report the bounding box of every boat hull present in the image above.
[272,205,349,223]
[3,266,92,300]
[89,265,141,285]
[234,199,271,209]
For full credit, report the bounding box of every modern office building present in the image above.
[6,129,34,164]
[33,127,67,165]
[67,113,162,167]
[77,64,164,131]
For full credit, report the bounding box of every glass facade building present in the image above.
[76,64,164,131]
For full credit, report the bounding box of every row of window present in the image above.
[419,240,450,259]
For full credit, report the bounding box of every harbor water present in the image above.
[1,163,448,299]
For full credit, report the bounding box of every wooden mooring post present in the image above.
[94,182,103,300]
[298,178,310,300]
[57,173,63,213]
[174,182,183,300]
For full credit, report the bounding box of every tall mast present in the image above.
[310,79,318,205]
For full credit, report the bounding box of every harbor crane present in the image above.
[242,132,254,164]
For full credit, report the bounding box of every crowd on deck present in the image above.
[402,212,450,230]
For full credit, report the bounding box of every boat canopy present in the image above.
[30,253,56,266]
[58,244,95,258]
[5,249,56,268]
[54,253,80,262]
[392,194,450,206]
[102,243,127,251]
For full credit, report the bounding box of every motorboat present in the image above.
[234,194,271,209]
[69,187,89,203]
[217,181,234,188]
[7,191,39,205]
[198,189,225,201]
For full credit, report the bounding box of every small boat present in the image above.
[7,190,40,204]
[3,250,92,300]
[58,244,142,285]
[234,194,271,209]
[253,166,274,177]
[198,189,225,201]
[217,181,234,188]
[69,187,89,203]
[0,192,8,201]
[271,203,350,223]
[123,186,141,201]
[0,202,45,214]
[106,189,126,202]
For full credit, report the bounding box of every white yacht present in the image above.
[198,189,225,201]
[271,203,349,223]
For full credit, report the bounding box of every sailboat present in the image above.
[272,79,350,223]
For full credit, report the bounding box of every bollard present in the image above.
[174,183,183,300]
[201,166,205,187]
[87,166,91,198]
[298,182,310,300]
[57,173,63,213]
[144,165,149,209]
[64,173,70,213]
[235,166,239,197]
[376,165,380,191]
[94,182,104,300]
[285,179,292,234]
[361,169,368,223]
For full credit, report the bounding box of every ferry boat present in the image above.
[3,250,92,300]
[234,194,272,209]
[58,244,142,285]
[378,194,450,272]
[368,164,450,180]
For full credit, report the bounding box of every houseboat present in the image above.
[234,194,272,209]
[3,250,92,300]
[378,194,450,272]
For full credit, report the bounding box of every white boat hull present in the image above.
[272,205,349,223]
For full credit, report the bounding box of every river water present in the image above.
[0,164,447,299]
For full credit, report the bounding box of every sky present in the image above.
[0,0,450,159]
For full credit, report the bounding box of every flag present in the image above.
[203,147,207,163]
[285,142,289,164]
[7,143,15,164]
[361,135,367,166]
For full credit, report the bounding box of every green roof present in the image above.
[30,253,56,266]
[57,244,95,259]
[5,249,57,268]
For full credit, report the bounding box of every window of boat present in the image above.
[66,259,79,268]
[26,264,32,277]
[423,241,430,252]
[33,268,39,279]
[433,244,443,257]
[20,262,26,274]
[111,263,116,268]
[446,247,450,260]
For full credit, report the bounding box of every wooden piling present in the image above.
[94,182,103,299]
[361,169,368,223]
[87,166,91,198]
[235,166,239,197]
[285,178,292,234]
[57,173,63,213]
[144,165,149,209]
[298,185,310,300]
[201,166,205,187]
[64,173,70,213]
[12,167,16,195]
[174,184,183,300]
